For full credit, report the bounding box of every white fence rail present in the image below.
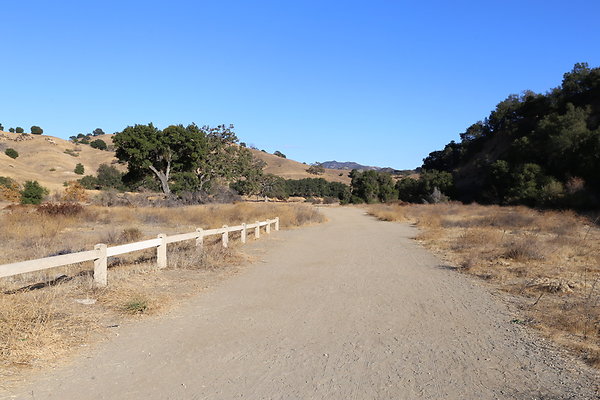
[0,217,280,287]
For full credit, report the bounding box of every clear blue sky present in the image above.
[2,1,599,169]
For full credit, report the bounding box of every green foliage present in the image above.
[20,181,48,204]
[74,163,85,175]
[15,127,24,134]
[113,123,259,196]
[78,164,125,191]
[350,170,397,203]
[232,176,351,203]
[92,128,105,136]
[0,123,4,131]
[30,125,43,135]
[64,148,79,157]
[114,123,207,194]
[90,138,108,150]
[4,148,18,159]
[8,128,15,133]
[421,63,600,208]
[0,176,18,188]
[273,150,286,158]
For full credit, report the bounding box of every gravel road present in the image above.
[6,207,599,399]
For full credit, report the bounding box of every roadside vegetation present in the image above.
[368,203,600,368]
[0,202,324,382]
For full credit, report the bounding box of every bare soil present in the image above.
[3,207,599,399]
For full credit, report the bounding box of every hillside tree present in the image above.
[113,123,206,195]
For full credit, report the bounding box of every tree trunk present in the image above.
[149,165,171,195]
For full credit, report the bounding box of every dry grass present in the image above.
[369,203,600,368]
[0,202,324,382]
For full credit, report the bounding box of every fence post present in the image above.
[196,228,204,250]
[266,220,271,234]
[275,217,280,231]
[255,221,260,239]
[157,234,167,269]
[241,223,247,244]
[222,225,229,248]
[94,243,107,287]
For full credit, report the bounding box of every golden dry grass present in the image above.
[0,132,120,192]
[0,202,324,382]
[369,203,600,368]
[249,149,351,184]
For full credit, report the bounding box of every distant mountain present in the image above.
[320,161,378,171]
[320,161,415,176]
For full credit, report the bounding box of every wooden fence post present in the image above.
[196,228,204,250]
[266,221,271,234]
[222,225,229,248]
[157,234,167,269]
[241,223,247,244]
[275,217,280,231]
[255,221,260,239]
[94,243,108,287]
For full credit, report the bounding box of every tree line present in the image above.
[0,124,43,134]
[419,62,600,208]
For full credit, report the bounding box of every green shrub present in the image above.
[4,148,18,159]
[30,125,43,135]
[74,163,85,175]
[20,181,49,204]
[90,139,108,150]
[64,149,79,157]
[15,127,24,134]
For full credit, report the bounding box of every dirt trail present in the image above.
[5,207,599,399]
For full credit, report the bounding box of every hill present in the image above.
[250,150,350,184]
[421,63,600,208]
[0,132,120,191]
[0,132,351,192]
[321,160,415,176]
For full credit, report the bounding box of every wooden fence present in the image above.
[0,217,279,287]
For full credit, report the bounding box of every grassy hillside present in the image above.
[0,132,350,192]
[0,132,120,191]
[249,149,350,184]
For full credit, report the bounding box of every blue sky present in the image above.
[2,1,599,169]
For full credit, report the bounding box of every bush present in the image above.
[78,175,98,190]
[4,148,18,159]
[306,163,325,175]
[274,150,286,158]
[20,181,48,204]
[37,202,84,216]
[15,127,24,134]
[30,125,43,135]
[81,163,125,191]
[63,182,89,202]
[90,139,107,150]
[0,176,21,202]
[8,128,15,133]
[74,163,85,175]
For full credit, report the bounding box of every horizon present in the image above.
[2,1,600,169]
